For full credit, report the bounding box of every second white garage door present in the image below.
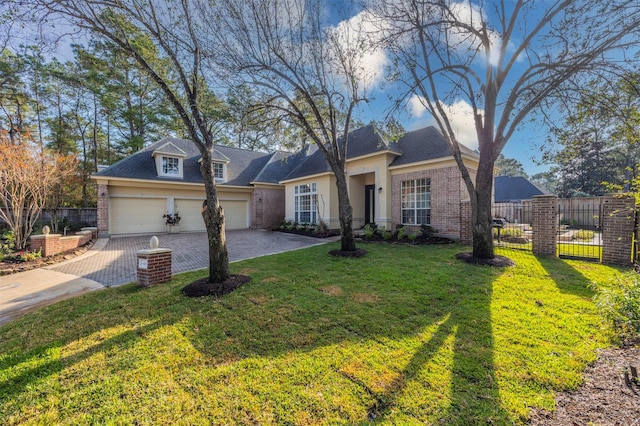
[175,198,249,231]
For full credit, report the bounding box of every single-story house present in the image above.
[493,175,549,224]
[93,125,479,239]
[494,175,548,203]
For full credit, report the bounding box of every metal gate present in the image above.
[557,198,603,261]
[492,201,533,252]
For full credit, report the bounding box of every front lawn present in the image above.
[0,243,626,424]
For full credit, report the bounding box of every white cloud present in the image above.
[407,95,479,150]
[446,1,502,67]
[329,10,390,89]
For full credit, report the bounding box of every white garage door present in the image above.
[175,198,249,231]
[110,197,166,234]
[174,199,206,232]
[220,200,249,229]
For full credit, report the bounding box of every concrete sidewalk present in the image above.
[0,230,334,325]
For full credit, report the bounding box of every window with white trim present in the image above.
[213,162,225,179]
[162,156,180,175]
[401,178,431,225]
[294,183,317,224]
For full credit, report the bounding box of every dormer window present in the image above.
[163,157,180,175]
[213,162,225,180]
[152,141,187,179]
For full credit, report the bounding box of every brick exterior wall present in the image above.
[602,195,635,265]
[97,184,109,237]
[30,230,93,257]
[531,195,558,257]
[459,200,472,244]
[136,249,172,287]
[252,187,285,229]
[391,166,465,239]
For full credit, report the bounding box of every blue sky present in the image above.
[325,1,603,178]
[13,0,601,178]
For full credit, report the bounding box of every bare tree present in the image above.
[212,0,374,253]
[38,0,233,282]
[0,132,76,250]
[369,0,640,259]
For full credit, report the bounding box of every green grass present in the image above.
[558,243,602,260]
[0,243,626,425]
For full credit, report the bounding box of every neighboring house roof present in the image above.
[494,175,548,202]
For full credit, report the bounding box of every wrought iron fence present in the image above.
[492,202,533,252]
[557,198,603,261]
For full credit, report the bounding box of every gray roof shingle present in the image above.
[95,137,278,186]
[494,176,548,202]
[95,126,479,186]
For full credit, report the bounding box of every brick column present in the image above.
[459,200,472,244]
[97,183,109,237]
[532,195,558,257]
[602,194,635,266]
[137,242,173,287]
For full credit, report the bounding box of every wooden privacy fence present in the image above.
[0,208,97,229]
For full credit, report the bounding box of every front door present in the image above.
[365,185,375,225]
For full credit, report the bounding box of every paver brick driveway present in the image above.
[50,229,331,287]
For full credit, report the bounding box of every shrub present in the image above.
[407,233,418,242]
[397,226,408,240]
[493,227,523,239]
[572,229,595,240]
[593,273,640,345]
[420,224,436,238]
[1,231,16,254]
[363,224,376,238]
[382,230,392,240]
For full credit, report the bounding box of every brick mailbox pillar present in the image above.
[532,195,558,257]
[602,194,635,266]
[137,236,172,287]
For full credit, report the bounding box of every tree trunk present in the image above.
[472,165,495,259]
[335,170,356,252]
[200,147,231,283]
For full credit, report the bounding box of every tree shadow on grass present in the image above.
[536,256,596,299]
[0,245,517,423]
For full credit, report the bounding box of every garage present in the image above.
[174,198,249,231]
[174,199,206,232]
[109,197,167,234]
[219,200,250,229]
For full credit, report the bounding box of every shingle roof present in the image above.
[389,126,477,167]
[95,125,479,186]
[283,124,395,180]
[283,124,477,180]
[94,137,278,186]
[494,176,548,202]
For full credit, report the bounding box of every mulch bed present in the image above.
[181,274,251,297]
[0,239,96,276]
[329,248,368,258]
[529,346,640,425]
[455,252,516,267]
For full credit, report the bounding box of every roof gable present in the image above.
[282,125,478,181]
[152,141,187,158]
